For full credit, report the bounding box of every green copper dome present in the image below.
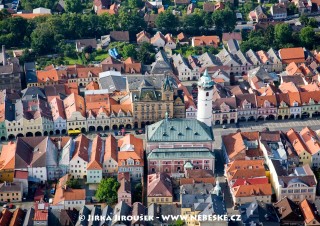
[198,69,214,89]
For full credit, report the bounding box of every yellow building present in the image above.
[286,128,312,166]
[0,182,23,202]
[147,173,173,206]
[0,141,16,182]
[129,75,185,128]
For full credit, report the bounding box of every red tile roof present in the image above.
[192,35,220,47]
[87,135,103,170]
[147,173,173,197]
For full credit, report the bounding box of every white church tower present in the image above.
[197,69,214,127]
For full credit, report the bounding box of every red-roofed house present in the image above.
[118,134,144,181]
[13,170,28,194]
[69,134,90,179]
[52,174,86,210]
[103,135,118,176]
[87,135,103,184]
[118,178,131,206]
[300,199,320,225]
[50,97,67,135]
[191,35,220,47]
[147,173,173,205]
[279,47,305,65]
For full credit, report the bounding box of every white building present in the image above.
[197,69,214,127]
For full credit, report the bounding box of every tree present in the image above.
[65,0,84,13]
[19,49,36,64]
[118,9,147,34]
[66,179,81,189]
[299,15,308,25]
[155,11,179,34]
[274,23,292,47]
[212,8,236,34]
[95,178,120,204]
[170,219,185,226]
[137,42,156,64]
[182,14,204,35]
[132,183,142,203]
[122,44,138,59]
[0,9,10,20]
[20,0,58,11]
[128,0,143,9]
[299,26,315,49]
[287,3,298,16]
[31,23,57,55]
[308,18,318,28]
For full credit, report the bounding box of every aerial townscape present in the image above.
[1,0,320,225]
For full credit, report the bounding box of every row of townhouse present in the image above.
[222,127,320,169]
[61,133,144,183]
[0,133,144,185]
[211,89,320,125]
[1,72,194,139]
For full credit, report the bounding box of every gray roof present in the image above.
[246,49,261,65]
[76,206,91,226]
[248,66,271,81]
[149,50,173,75]
[0,63,23,74]
[99,75,127,92]
[25,62,37,84]
[88,206,102,226]
[198,52,222,67]
[240,200,280,226]
[126,74,166,91]
[180,183,214,195]
[112,201,131,226]
[146,118,214,142]
[23,207,35,226]
[100,206,113,226]
[21,87,46,100]
[227,39,240,54]
[147,148,215,160]
[0,182,22,192]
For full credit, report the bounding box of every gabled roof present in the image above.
[279,47,305,61]
[300,127,320,155]
[63,93,86,119]
[72,134,90,162]
[110,31,130,42]
[9,208,25,226]
[286,128,309,155]
[300,199,320,224]
[233,184,272,197]
[50,97,66,120]
[87,135,103,170]
[0,209,13,226]
[274,197,304,223]
[147,173,173,197]
[104,134,117,162]
[118,178,131,194]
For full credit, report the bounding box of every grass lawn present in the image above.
[63,56,82,65]
[94,52,109,61]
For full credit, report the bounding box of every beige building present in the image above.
[0,182,23,202]
[64,93,87,133]
[147,173,173,206]
[129,75,185,128]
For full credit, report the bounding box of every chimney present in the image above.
[2,45,6,66]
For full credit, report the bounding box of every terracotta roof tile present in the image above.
[287,92,302,106]
[12,13,49,19]
[9,208,25,226]
[87,135,103,170]
[300,127,320,155]
[0,142,16,170]
[286,128,308,155]
[279,82,299,93]
[0,209,13,226]
[232,184,272,197]
[286,62,302,76]
[72,134,90,162]
[147,173,173,197]
[63,93,85,119]
[14,170,28,180]
[50,97,66,120]
[279,47,305,64]
[300,199,320,224]
[104,135,117,162]
[192,35,220,47]
[85,81,100,90]
[118,134,144,166]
